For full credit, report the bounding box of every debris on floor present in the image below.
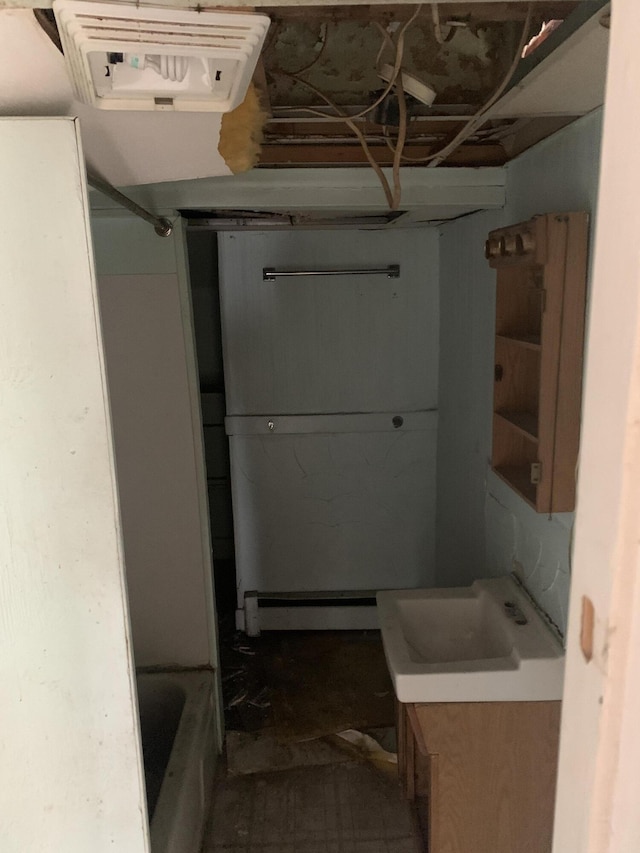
[226,731,349,777]
[203,760,419,853]
[210,624,416,850]
[219,623,396,739]
[329,729,398,779]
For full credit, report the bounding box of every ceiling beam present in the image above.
[266,3,579,22]
[0,0,582,12]
[259,141,507,166]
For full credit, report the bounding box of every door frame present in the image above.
[552,2,640,850]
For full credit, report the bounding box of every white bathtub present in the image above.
[137,671,218,853]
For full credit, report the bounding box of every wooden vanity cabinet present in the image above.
[486,212,589,512]
[398,700,561,853]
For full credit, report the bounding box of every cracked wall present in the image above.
[437,109,604,637]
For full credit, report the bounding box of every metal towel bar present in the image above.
[263,264,400,281]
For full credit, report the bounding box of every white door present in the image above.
[553,2,640,850]
[0,118,149,853]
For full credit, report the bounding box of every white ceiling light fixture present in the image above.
[52,0,270,112]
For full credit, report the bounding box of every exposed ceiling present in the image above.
[0,0,609,210]
[254,0,609,168]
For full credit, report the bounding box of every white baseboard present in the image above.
[235,593,380,636]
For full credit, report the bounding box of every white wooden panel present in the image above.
[97,272,212,667]
[488,8,609,118]
[94,167,505,219]
[246,606,380,633]
[226,410,436,435]
[230,424,437,602]
[219,229,439,415]
[0,118,148,853]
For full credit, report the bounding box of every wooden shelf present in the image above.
[493,465,537,508]
[495,333,541,352]
[494,410,538,442]
[488,212,588,513]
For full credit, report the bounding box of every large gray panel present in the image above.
[230,422,437,601]
[219,229,439,416]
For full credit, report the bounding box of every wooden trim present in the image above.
[5,0,582,10]
[407,704,430,756]
[428,751,440,853]
[537,214,567,512]
[551,212,589,512]
[259,143,507,167]
[265,3,579,22]
[488,213,587,512]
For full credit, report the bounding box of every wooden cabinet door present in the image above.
[402,701,561,853]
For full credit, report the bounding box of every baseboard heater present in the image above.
[237,590,381,636]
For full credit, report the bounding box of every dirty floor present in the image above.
[203,759,419,853]
[208,627,417,851]
[220,627,396,740]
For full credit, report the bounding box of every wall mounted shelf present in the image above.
[486,212,589,513]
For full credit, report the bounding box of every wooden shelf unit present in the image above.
[486,212,589,513]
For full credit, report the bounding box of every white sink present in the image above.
[377,576,564,703]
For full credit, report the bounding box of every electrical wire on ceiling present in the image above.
[274,2,533,209]
[274,4,423,211]
[431,3,456,45]
[385,2,534,167]
[272,21,329,77]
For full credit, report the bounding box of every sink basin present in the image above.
[377,576,564,703]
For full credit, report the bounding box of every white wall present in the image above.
[93,215,215,668]
[0,118,148,853]
[437,109,604,634]
[436,207,502,588]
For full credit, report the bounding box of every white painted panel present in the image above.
[488,10,609,118]
[97,271,212,667]
[0,118,148,852]
[89,166,506,218]
[230,423,437,601]
[504,109,604,225]
[219,229,439,415]
[253,606,380,632]
[436,207,502,588]
[226,410,436,435]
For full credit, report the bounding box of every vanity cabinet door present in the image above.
[397,702,438,851]
[397,700,415,799]
[398,700,561,853]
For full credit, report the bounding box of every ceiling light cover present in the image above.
[53,0,270,112]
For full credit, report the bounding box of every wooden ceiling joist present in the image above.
[264,2,579,23]
[259,141,507,167]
